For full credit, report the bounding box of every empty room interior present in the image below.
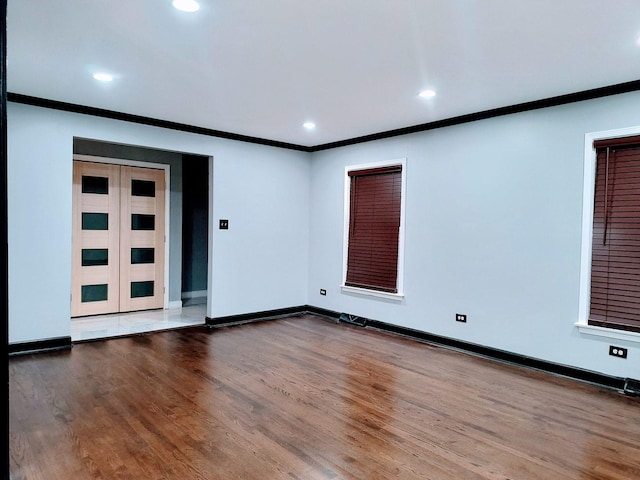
[5,1,640,479]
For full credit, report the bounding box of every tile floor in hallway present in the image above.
[71,304,207,342]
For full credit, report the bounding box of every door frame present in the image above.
[73,154,171,310]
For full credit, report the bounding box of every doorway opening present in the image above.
[71,138,210,341]
[181,155,209,307]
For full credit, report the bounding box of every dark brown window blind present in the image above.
[346,165,402,293]
[589,136,640,333]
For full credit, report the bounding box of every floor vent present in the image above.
[623,378,640,396]
[339,313,367,327]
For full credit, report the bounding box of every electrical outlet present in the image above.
[456,313,467,323]
[320,289,326,296]
[609,345,628,359]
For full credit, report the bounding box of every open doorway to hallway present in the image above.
[70,139,210,341]
[181,155,209,307]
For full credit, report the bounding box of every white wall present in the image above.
[8,103,310,343]
[308,91,640,379]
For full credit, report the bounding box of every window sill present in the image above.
[575,322,640,344]
[341,285,404,302]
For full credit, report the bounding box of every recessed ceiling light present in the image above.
[172,0,200,12]
[418,89,436,99]
[93,72,113,82]
[303,122,316,130]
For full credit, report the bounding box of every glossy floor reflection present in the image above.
[12,315,640,479]
[71,304,207,341]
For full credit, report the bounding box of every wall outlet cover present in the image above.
[609,345,628,359]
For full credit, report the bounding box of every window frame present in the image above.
[577,126,640,343]
[341,158,406,301]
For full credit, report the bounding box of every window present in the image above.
[342,159,406,298]
[588,135,640,334]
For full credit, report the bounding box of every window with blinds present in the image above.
[589,135,640,333]
[345,165,402,293]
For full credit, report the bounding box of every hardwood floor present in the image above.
[9,314,640,479]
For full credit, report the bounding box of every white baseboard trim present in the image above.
[168,300,183,309]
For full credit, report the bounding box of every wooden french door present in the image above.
[71,161,165,317]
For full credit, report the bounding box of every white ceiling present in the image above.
[7,0,640,148]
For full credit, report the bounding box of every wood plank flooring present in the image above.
[9,314,640,479]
